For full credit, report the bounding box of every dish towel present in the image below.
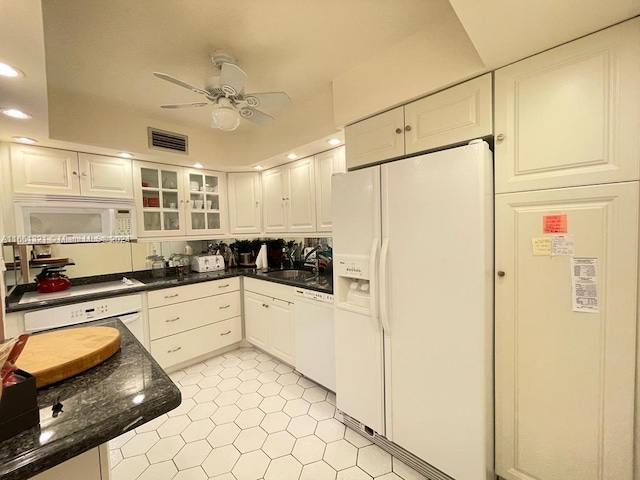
[256,244,268,270]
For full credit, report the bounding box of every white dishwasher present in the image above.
[293,287,335,391]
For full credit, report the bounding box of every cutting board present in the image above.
[16,326,121,388]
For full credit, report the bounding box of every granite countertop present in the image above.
[5,267,333,313]
[0,318,181,480]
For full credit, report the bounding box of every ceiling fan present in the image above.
[153,51,291,131]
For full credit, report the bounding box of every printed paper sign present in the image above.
[571,257,599,313]
[543,215,568,234]
[551,234,575,256]
[531,237,552,256]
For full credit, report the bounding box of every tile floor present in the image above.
[109,347,426,480]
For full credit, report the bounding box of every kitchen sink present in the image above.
[264,269,317,281]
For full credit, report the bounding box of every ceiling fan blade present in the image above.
[161,102,209,109]
[240,107,274,126]
[153,72,209,96]
[219,63,247,96]
[243,92,291,109]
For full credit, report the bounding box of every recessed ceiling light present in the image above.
[12,136,37,144]
[193,163,204,169]
[327,138,341,146]
[118,152,134,159]
[253,165,264,171]
[1,108,31,119]
[0,62,24,78]
[287,153,298,160]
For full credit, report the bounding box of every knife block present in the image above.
[0,370,39,442]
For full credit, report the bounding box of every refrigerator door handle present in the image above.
[369,237,380,327]
[379,238,391,333]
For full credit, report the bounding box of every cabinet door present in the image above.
[268,297,295,366]
[32,447,102,480]
[495,182,638,480]
[495,19,640,193]
[243,291,269,350]
[315,146,345,232]
[11,145,80,195]
[77,153,133,198]
[404,74,492,154]
[183,168,227,235]
[228,172,262,234]
[262,167,287,233]
[345,107,404,169]
[133,161,185,237]
[287,157,316,233]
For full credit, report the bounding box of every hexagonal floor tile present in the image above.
[197,375,223,389]
[280,384,304,400]
[292,435,326,465]
[323,439,357,470]
[169,370,187,383]
[111,454,149,480]
[173,466,209,480]
[121,431,159,457]
[239,350,258,360]
[146,435,185,464]
[236,391,263,409]
[344,427,373,448]
[259,395,286,413]
[135,414,167,434]
[258,382,283,397]
[181,418,215,443]
[184,363,207,374]
[167,398,196,418]
[157,415,191,438]
[188,402,218,421]
[237,379,263,395]
[264,455,303,480]
[180,373,204,386]
[287,415,318,438]
[204,355,225,366]
[215,390,242,406]
[275,363,294,374]
[232,449,271,480]
[298,377,318,388]
[223,349,242,358]
[357,444,392,477]
[283,398,311,417]
[238,368,261,381]
[315,418,346,443]
[193,387,221,404]
[207,423,241,448]
[211,405,241,425]
[261,411,291,433]
[239,359,259,370]
[222,357,242,367]
[218,377,242,391]
[220,367,242,379]
[309,401,335,421]
[256,360,278,372]
[257,371,280,384]
[202,445,241,477]
[262,430,296,459]
[179,385,201,400]
[201,364,224,377]
[377,473,403,480]
[109,430,135,450]
[336,466,372,480]
[392,458,427,480]
[277,372,301,386]
[174,439,212,470]
[256,353,272,361]
[300,460,337,480]
[236,408,266,429]
[233,426,268,453]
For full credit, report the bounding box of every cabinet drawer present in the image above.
[243,277,295,302]
[149,291,241,340]
[151,316,242,369]
[148,277,240,308]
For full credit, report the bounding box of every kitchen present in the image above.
[1,1,639,480]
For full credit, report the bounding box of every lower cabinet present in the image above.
[149,279,242,370]
[32,445,108,480]
[243,280,295,366]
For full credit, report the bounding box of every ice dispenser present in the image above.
[334,255,372,313]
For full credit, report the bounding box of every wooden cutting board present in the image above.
[16,326,121,388]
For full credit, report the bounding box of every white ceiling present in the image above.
[1,0,637,171]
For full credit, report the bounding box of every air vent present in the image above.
[148,127,188,154]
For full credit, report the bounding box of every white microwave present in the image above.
[14,197,137,244]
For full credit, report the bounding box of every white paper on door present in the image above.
[571,257,599,313]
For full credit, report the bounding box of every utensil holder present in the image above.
[0,370,39,442]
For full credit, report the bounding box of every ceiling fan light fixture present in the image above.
[211,98,240,131]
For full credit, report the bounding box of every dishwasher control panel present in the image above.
[293,288,334,303]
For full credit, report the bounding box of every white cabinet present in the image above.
[315,146,346,232]
[263,157,316,233]
[494,19,640,193]
[345,74,493,169]
[11,146,133,198]
[495,182,638,480]
[32,445,108,480]
[149,278,242,370]
[243,278,295,365]
[228,172,262,234]
[133,162,227,238]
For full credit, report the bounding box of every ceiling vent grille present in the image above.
[148,127,188,154]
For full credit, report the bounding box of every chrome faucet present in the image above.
[304,245,329,273]
[281,246,295,269]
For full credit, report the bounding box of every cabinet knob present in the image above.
[404,125,412,132]
[497,270,506,277]
[81,172,87,177]
[72,171,78,176]
[395,128,402,134]
[262,303,269,308]
[497,134,505,141]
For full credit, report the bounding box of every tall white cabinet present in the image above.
[494,18,640,480]
[315,146,346,232]
[227,172,262,234]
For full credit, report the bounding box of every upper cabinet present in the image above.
[494,19,640,193]
[315,146,346,232]
[345,74,493,169]
[11,146,133,198]
[263,157,316,233]
[133,161,227,238]
[228,172,262,235]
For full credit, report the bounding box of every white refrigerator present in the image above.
[332,141,494,480]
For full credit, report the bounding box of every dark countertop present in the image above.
[5,267,333,313]
[0,318,181,480]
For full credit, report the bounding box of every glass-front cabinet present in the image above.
[133,161,226,238]
[183,168,226,235]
